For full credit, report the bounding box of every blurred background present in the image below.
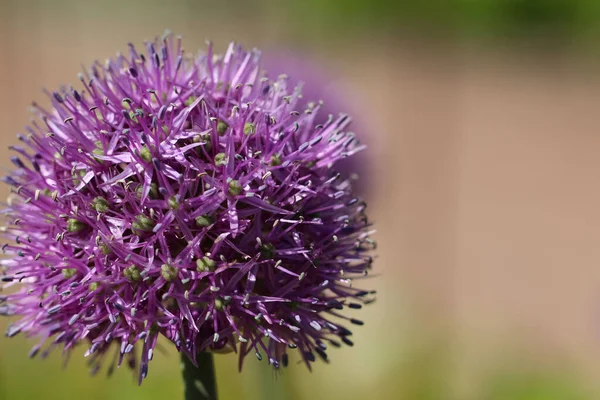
[2,0,600,399]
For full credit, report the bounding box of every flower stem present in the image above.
[182,352,218,400]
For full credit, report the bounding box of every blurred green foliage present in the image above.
[1,330,594,400]
[483,369,592,400]
[392,340,452,400]
[288,0,600,44]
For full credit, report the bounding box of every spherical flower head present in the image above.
[0,33,376,384]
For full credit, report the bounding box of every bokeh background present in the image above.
[1,0,600,399]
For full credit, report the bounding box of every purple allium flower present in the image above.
[0,33,376,384]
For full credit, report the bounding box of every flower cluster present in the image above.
[0,33,376,383]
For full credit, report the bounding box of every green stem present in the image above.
[182,351,218,400]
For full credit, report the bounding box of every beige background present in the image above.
[1,1,600,398]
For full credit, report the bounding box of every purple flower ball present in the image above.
[0,33,376,384]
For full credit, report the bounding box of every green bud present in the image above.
[228,180,242,196]
[139,146,152,163]
[217,120,228,135]
[89,282,99,291]
[196,256,216,272]
[270,153,282,166]
[161,264,178,282]
[92,197,110,213]
[136,183,159,199]
[214,152,227,167]
[62,268,77,279]
[260,242,276,259]
[99,242,113,255]
[305,160,315,168]
[92,141,104,158]
[132,215,155,235]
[123,265,142,282]
[214,298,224,310]
[184,96,197,106]
[71,169,87,186]
[66,218,86,233]
[243,122,256,135]
[168,195,180,210]
[128,111,138,123]
[195,215,213,227]
[194,135,212,153]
